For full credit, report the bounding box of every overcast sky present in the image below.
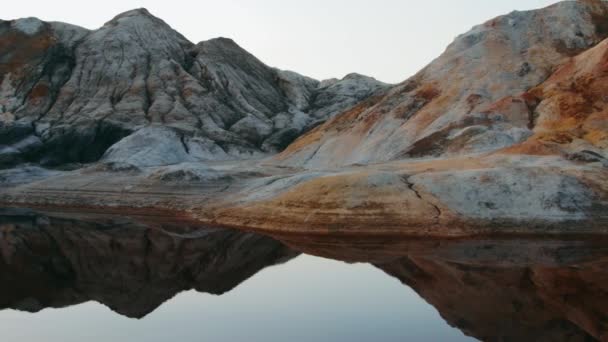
[4,0,557,83]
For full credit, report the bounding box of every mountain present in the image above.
[276,0,608,167]
[0,9,387,168]
[1,1,608,236]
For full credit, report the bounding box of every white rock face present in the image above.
[0,9,389,168]
[412,167,594,221]
[101,126,233,167]
[102,127,191,167]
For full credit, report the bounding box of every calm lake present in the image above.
[0,208,606,341]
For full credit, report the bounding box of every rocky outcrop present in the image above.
[0,9,388,168]
[276,0,608,167]
[195,0,608,235]
[1,1,608,237]
[502,34,608,158]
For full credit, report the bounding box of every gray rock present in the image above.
[0,147,20,167]
[412,168,595,221]
[566,150,608,167]
[308,73,388,120]
[275,69,320,110]
[0,165,60,187]
[229,114,274,145]
[102,126,229,167]
[0,9,387,169]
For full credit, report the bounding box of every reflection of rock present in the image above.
[0,209,297,318]
[2,208,608,341]
[379,257,603,341]
[275,234,608,341]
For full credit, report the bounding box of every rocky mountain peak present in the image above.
[199,36,240,49]
[103,8,179,34]
[9,17,46,35]
[0,9,390,168]
[90,7,192,63]
[277,0,608,168]
[341,73,377,81]
[109,8,155,20]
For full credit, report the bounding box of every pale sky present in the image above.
[4,0,557,83]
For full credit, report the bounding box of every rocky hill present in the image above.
[1,1,607,236]
[0,9,387,168]
[277,0,608,167]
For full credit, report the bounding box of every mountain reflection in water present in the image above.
[0,208,607,341]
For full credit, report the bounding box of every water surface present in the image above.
[0,208,606,341]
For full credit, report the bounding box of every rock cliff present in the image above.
[1,1,608,236]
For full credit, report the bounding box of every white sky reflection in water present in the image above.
[0,255,473,342]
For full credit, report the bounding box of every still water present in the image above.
[0,208,606,341]
[0,255,471,342]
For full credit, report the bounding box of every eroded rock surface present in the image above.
[0,9,388,168]
[276,1,608,168]
[1,1,608,236]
